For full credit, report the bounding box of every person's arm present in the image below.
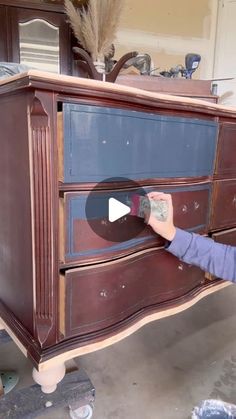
[146,192,236,282]
[167,227,236,282]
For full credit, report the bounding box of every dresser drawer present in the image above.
[59,183,211,266]
[58,103,217,184]
[205,228,236,281]
[214,122,236,178]
[59,248,206,339]
[212,227,236,245]
[211,179,236,230]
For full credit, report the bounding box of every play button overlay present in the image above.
[108,198,131,222]
[85,177,151,242]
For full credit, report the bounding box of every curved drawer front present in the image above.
[60,248,206,339]
[59,104,217,184]
[214,122,236,178]
[211,179,236,230]
[60,183,211,265]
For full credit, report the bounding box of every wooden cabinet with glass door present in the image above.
[0,0,74,74]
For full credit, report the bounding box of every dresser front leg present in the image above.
[32,363,66,394]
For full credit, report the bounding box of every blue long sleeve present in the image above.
[167,228,236,282]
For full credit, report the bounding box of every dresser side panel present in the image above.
[0,92,34,333]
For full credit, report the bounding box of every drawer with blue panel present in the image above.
[59,182,212,266]
[59,247,206,339]
[57,104,218,185]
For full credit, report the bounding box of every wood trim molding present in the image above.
[1,71,236,119]
[38,281,232,371]
[0,279,230,371]
[29,96,56,347]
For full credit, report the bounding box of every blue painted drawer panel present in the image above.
[61,104,218,183]
[60,183,212,265]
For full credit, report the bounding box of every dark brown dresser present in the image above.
[0,71,235,391]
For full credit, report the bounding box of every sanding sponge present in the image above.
[129,194,168,221]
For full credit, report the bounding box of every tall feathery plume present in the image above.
[98,0,124,57]
[64,0,86,50]
[81,0,98,60]
[64,0,125,62]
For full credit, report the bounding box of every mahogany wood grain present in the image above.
[116,75,218,103]
[210,179,236,230]
[206,228,236,281]
[60,248,206,338]
[212,227,236,245]
[0,71,235,370]
[0,280,229,371]
[0,87,60,350]
[29,93,59,347]
[214,122,236,179]
[0,92,34,334]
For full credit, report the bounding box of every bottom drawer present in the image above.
[59,248,206,339]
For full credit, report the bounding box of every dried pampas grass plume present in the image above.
[64,0,124,61]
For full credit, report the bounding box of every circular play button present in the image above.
[85,177,151,243]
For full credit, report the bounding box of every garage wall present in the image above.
[115,0,218,79]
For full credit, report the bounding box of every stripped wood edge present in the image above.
[1,70,236,114]
[0,318,27,357]
[0,282,231,371]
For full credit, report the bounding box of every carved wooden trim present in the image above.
[30,97,55,346]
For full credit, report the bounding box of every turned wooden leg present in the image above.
[32,363,66,394]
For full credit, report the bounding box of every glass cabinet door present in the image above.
[19,18,60,73]
[10,7,71,74]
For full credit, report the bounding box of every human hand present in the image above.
[145,192,176,242]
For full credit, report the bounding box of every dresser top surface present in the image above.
[0,70,236,118]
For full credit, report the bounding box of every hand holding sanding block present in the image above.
[129,194,168,221]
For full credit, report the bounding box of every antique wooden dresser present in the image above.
[0,71,235,391]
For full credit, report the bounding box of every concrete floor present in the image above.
[1,285,236,419]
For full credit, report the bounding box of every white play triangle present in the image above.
[108,198,131,222]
